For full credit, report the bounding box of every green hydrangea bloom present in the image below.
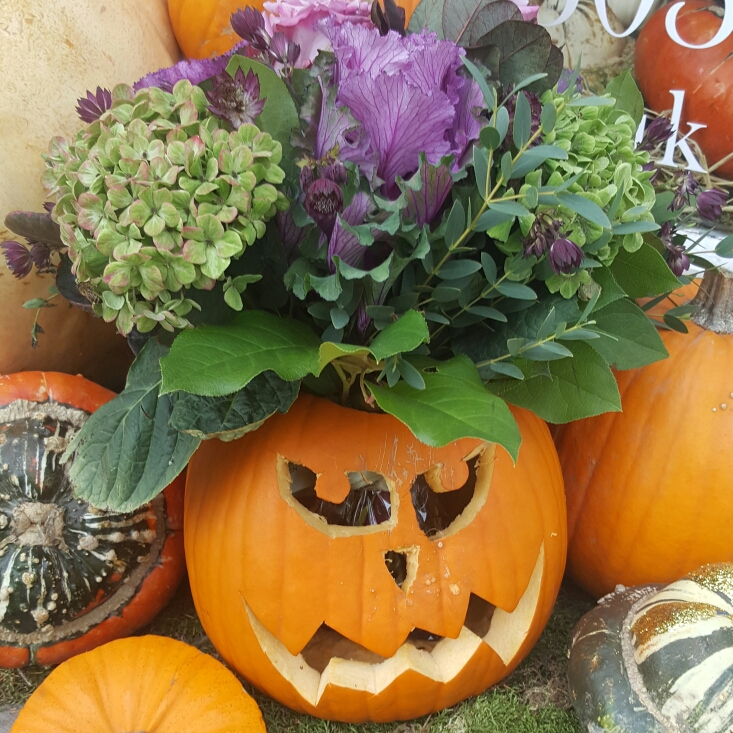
[43,79,289,335]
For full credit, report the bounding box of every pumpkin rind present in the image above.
[0,373,185,666]
[568,563,733,733]
[635,1,733,177]
[10,635,267,733]
[0,0,180,386]
[185,393,566,722]
[558,272,733,599]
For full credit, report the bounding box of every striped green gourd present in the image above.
[568,563,733,733]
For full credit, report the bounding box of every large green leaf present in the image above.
[63,341,200,511]
[369,310,430,360]
[369,355,521,460]
[160,311,321,396]
[605,70,645,126]
[169,372,300,440]
[589,299,668,370]
[408,0,445,34]
[609,241,681,298]
[489,342,621,423]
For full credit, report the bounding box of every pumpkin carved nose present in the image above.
[383,546,419,592]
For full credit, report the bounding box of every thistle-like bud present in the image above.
[305,178,344,237]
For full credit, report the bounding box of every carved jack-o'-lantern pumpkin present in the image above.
[185,394,566,722]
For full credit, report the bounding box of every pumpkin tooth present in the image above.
[241,545,544,704]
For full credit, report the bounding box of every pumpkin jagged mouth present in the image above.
[243,544,544,705]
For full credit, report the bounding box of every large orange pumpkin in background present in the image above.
[185,394,566,722]
[0,372,185,667]
[0,0,180,389]
[557,269,733,599]
[10,636,267,733]
[635,0,733,178]
[169,0,422,59]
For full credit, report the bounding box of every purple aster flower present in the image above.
[1,241,34,279]
[75,87,113,123]
[206,68,266,129]
[669,171,701,211]
[327,191,372,271]
[322,24,485,197]
[548,238,583,274]
[638,116,674,152]
[134,55,230,92]
[305,177,344,236]
[523,216,562,259]
[696,188,727,221]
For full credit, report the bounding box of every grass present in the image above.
[0,579,596,732]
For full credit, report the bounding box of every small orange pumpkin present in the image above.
[168,0,422,59]
[185,393,566,722]
[557,269,733,599]
[0,372,185,667]
[10,635,267,733]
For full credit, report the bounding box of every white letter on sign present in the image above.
[595,0,658,36]
[660,90,707,173]
[665,0,733,48]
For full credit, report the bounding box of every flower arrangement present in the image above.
[3,0,732,512]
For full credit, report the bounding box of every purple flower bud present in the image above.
[557,70,583,94]
[43,201,54,214]
[665,243,690,276]
[75,87,113,123]
[696,188,727,221]
[639,116,674,151]
[299,165,315,193]
[549,238,583,274]
[669,171,701,211]
[1,241,33,279]
[523,217,562,259]
[29,242,54,271]
[319,160,348,186]
[231,8,269,52]
[305,178,344,237]
[276,210,306,263]
[206,67,266,129]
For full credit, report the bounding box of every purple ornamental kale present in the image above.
[75,87,113,123]
[206,67,266,128]
[134,54,231,92]
[327,191,372,271]
[321,24,485,197]
[696,188,727,221]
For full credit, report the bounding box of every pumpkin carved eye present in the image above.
[410,455,480,538]
[286,461,393,529]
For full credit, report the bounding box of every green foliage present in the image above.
[63,340,200,511]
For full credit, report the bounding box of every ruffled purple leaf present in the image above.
[338,72,455,196]
[327,191,372,271]
[404,162,454,228]
[134,55,231,92]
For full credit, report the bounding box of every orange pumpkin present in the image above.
[635,1,733,177]
[637,279,700,320]
[10,635,267,733]
[168,0,422,59]
[185,394,566,722]
[557,268,733,599]
[0,372,185,667]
